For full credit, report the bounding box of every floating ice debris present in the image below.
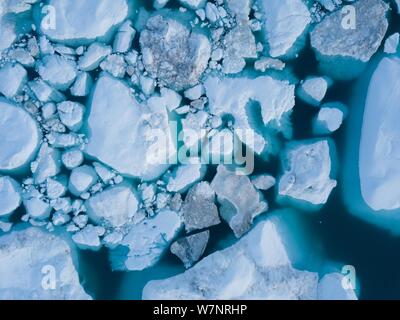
[113,20,136,54]
[61,148,84,170]
[72,224,104,251]
[70,72,93,97]
[140,14,211,91]
[68,165,98,197]
[184,84,204,101]
[259,0,311,58]
[166,163,206,193]
[0,63,27,98]
[315,0,342,12]
[28,79,65,103]
[37,55,77,91]
[143,218,355,300]
[78,42,112,71]
[317,273,357,300]
[0,227,91,299]
[180,182,220,232]
[170,230,210,268]
[279,140,337,205]
[313,105,344,135]
[204,76,295,154]
[0,176,21,217]
[310,0,389,73]
[254,57,285,72]
[0,221,13,233]
[359,57,400,211]
[100,54,126,78]
[38,0,128,46]
[22,188,52,220]
[0,99,41,171]
[85,73,175,180]
[57,101,85,132]
[110,209,182,271]
[92,162,115,184]
[46,176,67,200]
[31,144,61,184]
[178,0,206,10]
[251,174,276,191]
[86,183,139,229]
[211,165,267,238]
[297,77,329,106]
[384,33,399,54]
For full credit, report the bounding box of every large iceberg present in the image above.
[84,73,175,181]
[0,227,91,299]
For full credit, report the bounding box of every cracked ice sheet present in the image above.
[84,73,176,181]
[204,76,295,154]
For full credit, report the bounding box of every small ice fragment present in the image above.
[0,63,27,98]
[37,55,77,91]
[0,176,21,217]
[78,43,112,71]
[62,148,84,170]
[57,101,85,132]
[251,174,276,191]
[68,165,98,196]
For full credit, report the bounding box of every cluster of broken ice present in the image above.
[3,0,396,300]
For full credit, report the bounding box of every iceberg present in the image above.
[0,99,41,171]
[68,165,98,197]
[313,105,344,135]
[110,209,182,271]
[0,176,21,217]
[259,0,311,58]
[279,140,337,206]
[143,216,356,300]
[0,227,91,299]
[211,165,267,237]
[359,57,400,211]
[84,73,175,180]
[139,14,211,91]
[38,0,129,46]
[204,76,295,154]
[297,77,329,107]
[384,33,399,54]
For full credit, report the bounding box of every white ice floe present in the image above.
[78,42,112,71]
[113,20,136,54]
[279,140,337,205]
[86,183,139,229]
[22,187,52,220]
[61,148,84,170]
[31,144,61,184]
[28,79,65,103]
[0,176,21,217]
[0,227,91,299]
[68,165,98,196]
[313,106,344,135]
[0,63,27,98]
[251,174,276,191]
[0,99,41,171]
[143,217,355,300]
[317,273,357,300]
[310,0,389,63]
[359,57,400,211]
[384,33,399,54]
[72,224,104,251]
[85,73,175,180]
[204,75,295,154]
[110,209,182,271]
[211,165,267,237]
[57,101,85,132]
[37,55,77,91]
[140,14,211,91]
[166,163,206,193]
[298,77,329,106]
[70,72,93,97]
[39,0,128,45]
[259,0,311,57]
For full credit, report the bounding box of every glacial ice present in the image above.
[310,0,389,71]
[85,73,175,181]
[204,76,295,154]
[113,20,136,54]
[78,42,112,71]
[57,101,85,132]
[72,224,104,251]
[110,209,182,271]
[279,140,337,205]
[359,57,400,211]
[140,14,211,91]
[143,217,355,300]
[38,0,129,46]
[0,176,21,217]
[259,0,311,57]
[37,55,77,91]
[384,33,399,54]
[68,165,98,197]
[211,165,268,238]
[0,99,41,171]
[317,273,357,300]
[0,63,27,98]
[170,230,209,268]
[297,77,329,106]
[166,163,206,193]
[313,106,344,135]
[0,227,91,299]
[85,183,139,229]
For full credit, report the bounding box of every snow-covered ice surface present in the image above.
[2,0,400,300]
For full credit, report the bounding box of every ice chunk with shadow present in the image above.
[313,103,346,135]
[0,176,21,218]
[72,224,105,251]
[37,55,77,91]
[68,165,97,197]
[78,42,111,71]
[166,162,206,193]
[297,76,329,107]
[211,165,267,238]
